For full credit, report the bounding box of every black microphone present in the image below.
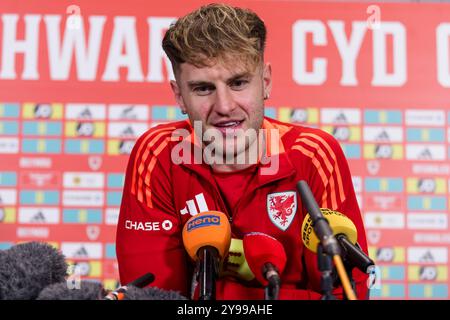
[297,181,341,256]
[0,242,68,300]
[336,235,374,273]
[104,272,155,300]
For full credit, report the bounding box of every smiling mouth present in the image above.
[213,120,244,128]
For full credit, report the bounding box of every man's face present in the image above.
[170,59,272,161]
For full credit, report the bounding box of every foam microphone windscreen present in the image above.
[121,286,188,300]
[301,208,358,253]
[37,281,106,300]
[243,232,287,286]
[0,242,68,300]
[182,211,231,261]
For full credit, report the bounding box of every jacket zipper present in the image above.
[195,172,233,224]
[231,168,297,224]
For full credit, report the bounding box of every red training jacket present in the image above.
[116,117,369,300]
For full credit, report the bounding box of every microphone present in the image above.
[297,180,356,300]
[38,279,188,300]
[104,272,155,300]
[243,232,287,300]
[37,281,106,300]
[302,208,374,274]
[182,211,231,300]
[221,238,255,282]
[297,181,341,256]
[120,286,188,300]
[0,241,68,300]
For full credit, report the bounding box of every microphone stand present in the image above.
[263,263,281,300]
[317,244,336,300]
[198,246,219,301]
[297,180,357,300]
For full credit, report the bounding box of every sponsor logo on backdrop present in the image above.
[63,172,104,188]
[412,164,450,175]
[0,189,17,205]
[21,172,59,187]
[419,266,438,281]
[376,247,396,262]
[86,226,101,240]
[418,178,437,193]
[109,104,149,120]
[0,138,19,153]
[18,207,60,224]
[108,123,148,138]
[33,104,53,119]
[63,191,104,206]
[405,110,445,126]
[88,156,103,171]
[407,247,448,264]
[364,127,403,142]
[375,144,394,159]
[66,104,106,120]
[61,243,103,259]
[364,212,405,229]
[366,160,381,175]
[290,109,308,123]
[414,233,450,244]
[321,108,361,125]
[406,145,446,161]
[407,213,448,230]
[367,230,381,244]
[76,122,95,137]
[105,208,120,225]
[118,140,134,154]
[332,126,351,141]
[19,157,52,168]
[16,227,49,238]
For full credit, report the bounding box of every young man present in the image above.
[116,3,369,300]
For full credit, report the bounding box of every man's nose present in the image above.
[213,87,237,115]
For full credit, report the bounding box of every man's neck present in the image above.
[210,133,266,173]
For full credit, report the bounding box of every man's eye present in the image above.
[230,79,249,90]
[193,86,214,95]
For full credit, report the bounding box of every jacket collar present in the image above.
[178,117,297,186]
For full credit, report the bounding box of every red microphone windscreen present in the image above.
[243,232,287,286]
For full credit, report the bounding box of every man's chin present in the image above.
[205,142,253,162]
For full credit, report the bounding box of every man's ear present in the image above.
[170,80,187,113]
[263,63,272,100]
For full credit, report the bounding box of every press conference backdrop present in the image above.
[0,0,450,299]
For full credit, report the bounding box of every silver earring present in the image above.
[181,110,187,114]
[264,93,270,100]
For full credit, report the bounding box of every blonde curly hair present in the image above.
[162,3,266,72]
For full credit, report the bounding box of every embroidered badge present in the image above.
[267,191,297,231]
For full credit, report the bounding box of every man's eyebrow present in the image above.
[186,72,252,88]
[227,72,252,83]
[187,80,213,89]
